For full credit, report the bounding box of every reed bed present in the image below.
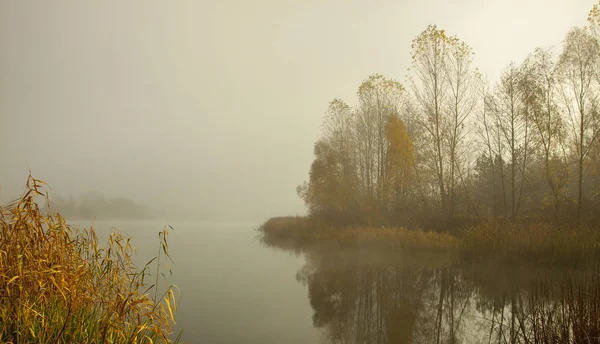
[0,175,181,343]
[258,216,461,252]
[462,220,600,261]
[260,216,600,261]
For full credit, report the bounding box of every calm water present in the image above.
[80,220,595,344]
[80,220,318,344]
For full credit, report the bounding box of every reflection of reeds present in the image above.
[0,175,181,343]
[258,216,461,252]
[514,268,600,344]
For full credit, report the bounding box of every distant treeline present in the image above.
[298,2,600,229]
[43,192,156,220]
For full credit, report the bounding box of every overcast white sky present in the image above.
[0,0,595,221]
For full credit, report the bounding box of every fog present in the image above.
[0,0,594,222]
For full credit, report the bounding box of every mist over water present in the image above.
[82,219,595,344]
[3,1,600,343]
[85,220,317,343]
[0,0,593,222]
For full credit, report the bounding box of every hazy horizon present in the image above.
[1,0,595,222]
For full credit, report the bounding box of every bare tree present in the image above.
[557,27,600,225]
[444,38,479,217]
[356,74,405,209]
[410,25,478,221]
[488,63,531,221]
[522,48,569,222]
[410,25,451,217]
[476,75,505,217]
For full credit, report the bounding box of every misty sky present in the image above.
[0,0,595,222]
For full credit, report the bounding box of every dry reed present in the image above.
[258,216,461,252]
[0,175,181,343]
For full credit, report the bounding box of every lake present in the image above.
[83,220,598,344]
[85,220,318,343]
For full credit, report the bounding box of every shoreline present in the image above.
[258,216,600,262]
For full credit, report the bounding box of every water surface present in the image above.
[83,220,596,343]
[85,220,318,344]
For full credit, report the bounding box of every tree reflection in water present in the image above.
[293,248,598,344]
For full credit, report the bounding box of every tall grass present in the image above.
[0,175,181,343]
[258,216,461,252]
[260,216,600,261]
[462,220,600,261]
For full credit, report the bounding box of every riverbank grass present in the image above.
[259,216,600,260]
[259,216,461,252]
[463,220,600,260]
[0,176,181,344]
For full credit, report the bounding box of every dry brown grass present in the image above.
[0,175,181,344]
[258,216,461,252]
[260,216,600,262]
[462,220,600,261]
